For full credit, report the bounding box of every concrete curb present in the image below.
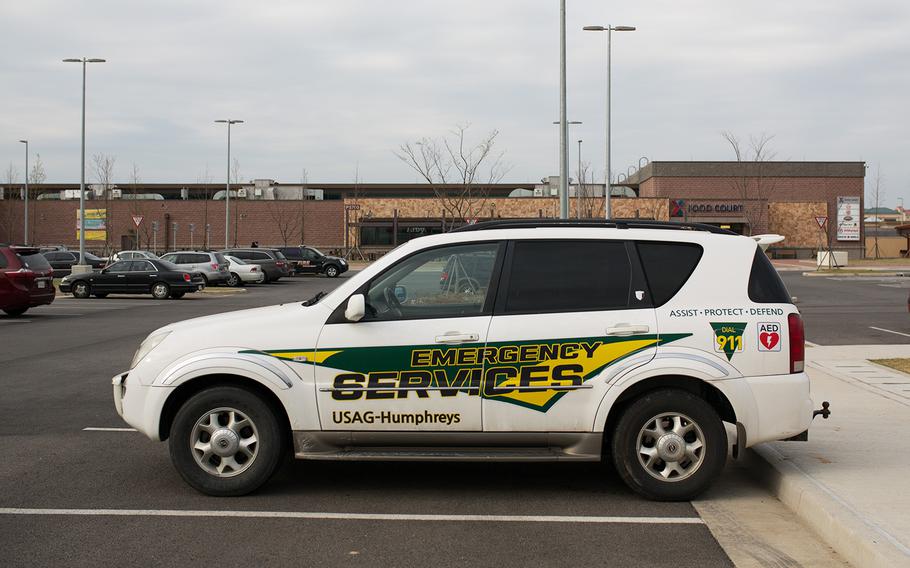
[745,444,910,568]
[801,271,908,277]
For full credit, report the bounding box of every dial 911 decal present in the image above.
[247,334,690,412]
[710,322,747,361]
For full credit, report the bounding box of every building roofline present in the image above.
[626,161,866,185]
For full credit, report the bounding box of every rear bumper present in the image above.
[736,372,814,447]
[1,287,55,309]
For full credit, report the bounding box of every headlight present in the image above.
[130,331,171,369]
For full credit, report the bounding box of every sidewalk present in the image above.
[749,344,910,567]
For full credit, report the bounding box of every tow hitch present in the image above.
[813,401,831,420]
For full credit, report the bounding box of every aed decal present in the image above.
[710,322,747,361]
[757,322,781,352]
[250,335,689,412]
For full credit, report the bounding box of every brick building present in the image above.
[0,161,865,258]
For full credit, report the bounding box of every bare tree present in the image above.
[92,153,116,253]
[128,163,151,250]
[2,163,19,242]
[396,123,511,228]
[722,132,777,235]
[868,164,885,259]
[265,187,301,247]
[27,154,46,244]
[575,160,598,218]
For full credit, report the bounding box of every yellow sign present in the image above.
[76,209,107,240]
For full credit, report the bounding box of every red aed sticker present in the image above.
[757,322,781,352]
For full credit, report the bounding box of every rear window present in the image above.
[748,248,791,303]
[502,240,631,314]
[19,253,52,271]
[214,253,227,264]
[273,251,287,260]
[636,242,703,307]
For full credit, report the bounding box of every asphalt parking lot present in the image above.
[0,273,844,567]
[781,272,910,344]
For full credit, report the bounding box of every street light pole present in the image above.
[19,140,28,244]
[583,25,635,219]
[215,119,243,249]
[63,57,105,268]
[558,0,569,219]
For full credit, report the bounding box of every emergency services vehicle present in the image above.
[112,219,827,500]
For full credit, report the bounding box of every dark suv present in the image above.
[278,246,348,278]
[0,245,56,316]
[219,249,289,283]
[42,250,106,277]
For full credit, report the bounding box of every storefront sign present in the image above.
[76,209,107,241]
[688,203,744,214]
[836,196,860,241]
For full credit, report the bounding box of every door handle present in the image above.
[117,274,126,278]
[435,332,480,344]
[606,324,650,337]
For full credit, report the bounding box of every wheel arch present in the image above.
[158,373,292,442]
[599,375,737,451]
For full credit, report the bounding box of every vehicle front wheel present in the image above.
[611,389,726,501]
[3,307,28,316]
[227,272,241,287]
[168,386,285,496]
[151,282,170,299]
[72,281,91,299]
[324,265,339,278]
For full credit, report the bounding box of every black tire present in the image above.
[71,280,91,299]
[170,292,185,299]
[3,307,28,316]
[168,386,285,496]
[324,265,339,278]
[611,389,726,501]
[227,272,241,287]
[200,274,209,287]
[151,282,170,300]
[94,293,108,299]
[261,272,270,284]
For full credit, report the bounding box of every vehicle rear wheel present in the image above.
[170,292,185,299]
[168,386,284,496]
[2,307,28,316]
[611,388,726,501]
[151,282,170,299]
[200,274,209,287]
[72,281,91,299]
[227,272,241,287]
[261,272,270,284]
[325,265,339,278]
[94,293,108,299]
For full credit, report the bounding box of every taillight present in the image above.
[441,271,449,282]
[211,263,218,270]
[251,266,258,272]
[5,268,34,279]
[183,273,191,282]
[788,313,805,373]
[276,261,285,267]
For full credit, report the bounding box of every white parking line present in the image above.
[0,507,704,524]
[869,326,910,338]
[82,427,137,432]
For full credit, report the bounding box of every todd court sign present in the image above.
[671,199,745,217]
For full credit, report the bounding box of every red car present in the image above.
[0,245,56,316]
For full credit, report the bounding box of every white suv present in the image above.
[113,220,820,500]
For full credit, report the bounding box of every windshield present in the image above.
[226,255,246,265]
[84,252,104,261]
[19,253,52,271]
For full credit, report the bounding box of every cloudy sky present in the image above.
[1,0,908,203]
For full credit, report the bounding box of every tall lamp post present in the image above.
[215,119,243,249]
[18,140,28,244]
[63,57,105,269]
[552,121,581,216]
[558,0,569,219]
[582,24,635,219]
[577,139,583,219]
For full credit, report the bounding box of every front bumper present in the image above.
[112,371,170,440]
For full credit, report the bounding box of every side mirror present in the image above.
[394,285,407,302]
[345,294,366,322]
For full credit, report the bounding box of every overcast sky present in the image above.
[1,0,908,204]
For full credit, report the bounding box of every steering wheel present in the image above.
[383,286,403,318]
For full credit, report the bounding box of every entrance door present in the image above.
[482,239,658,432]
[314,241,504,433]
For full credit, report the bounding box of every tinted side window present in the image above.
[20,253,52,271]
[129,261,154,272]
[107,261,131,271]
[502,240,631,313]
[250,252,270,261]
[0,251,8,268]
[281,248,302,260]
[748,248,791,303]
[188,254,209,263]
[636,242,704,307]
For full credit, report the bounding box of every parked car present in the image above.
[223,255,265,286]
[159,251,230,286]
[277,246,348,278]
[219,248,289,283]
[59,259,205,300]
[109,250,160,263]
[39,245,69,253]
[42,250,106,277]
[0,245,55,316]
[113,219,822,500]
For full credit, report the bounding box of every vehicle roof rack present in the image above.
[452,219,737,235]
